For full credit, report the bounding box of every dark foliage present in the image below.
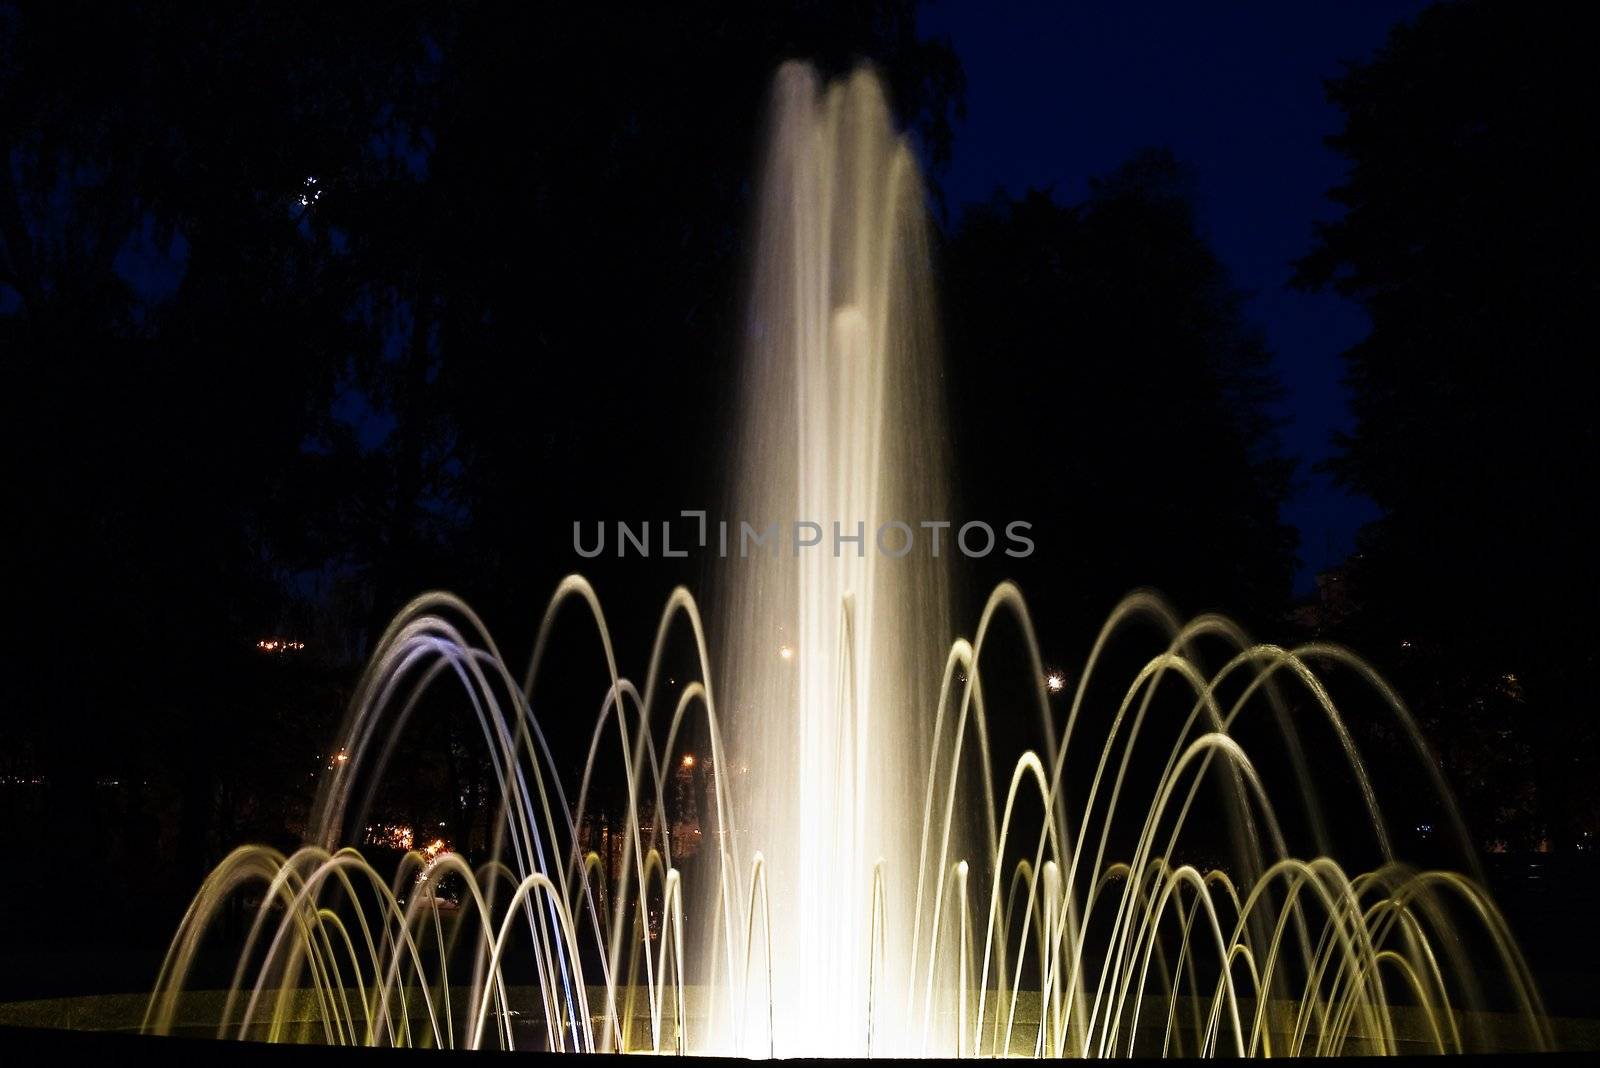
[944,150,1298,651]
[1295,0,1600,849]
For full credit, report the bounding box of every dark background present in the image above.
[2,0,1595,1012]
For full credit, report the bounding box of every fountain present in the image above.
[136,64,1554,1056]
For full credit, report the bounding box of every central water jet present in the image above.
[717,62,954,1057]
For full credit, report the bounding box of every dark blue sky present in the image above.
[919,0,1432,592]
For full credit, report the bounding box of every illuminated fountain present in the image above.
[142,65,1553,1055]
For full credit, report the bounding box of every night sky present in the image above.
[920,0,1432,591]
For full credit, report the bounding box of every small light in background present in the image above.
[779,644,794,661]
[682,754,696,769]
[1046,671,1066,694]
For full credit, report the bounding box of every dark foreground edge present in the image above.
[1,1026,1595,1064]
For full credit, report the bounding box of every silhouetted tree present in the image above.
[1,3,421,909]
[944,150,1298,654]
[1295,0,1600,849]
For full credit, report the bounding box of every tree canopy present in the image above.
[1295,0,1599,848]
[944,150,1298,647]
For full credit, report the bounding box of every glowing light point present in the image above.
[779,644,794,661]
[1046,670,1066,693]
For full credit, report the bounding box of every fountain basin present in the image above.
[4,988,1594,1055]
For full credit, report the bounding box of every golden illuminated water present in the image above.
[144,66,1552,1056]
